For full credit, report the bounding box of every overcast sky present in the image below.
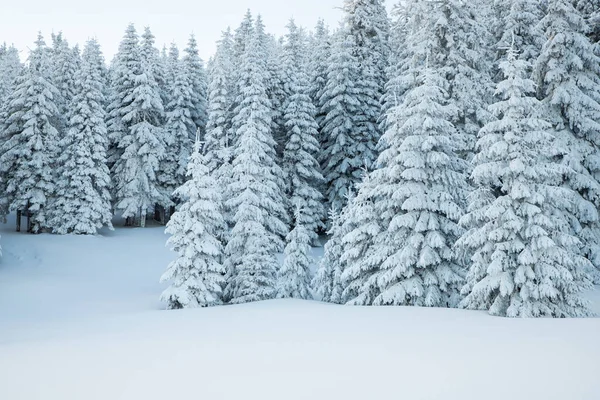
[0,0,367,63]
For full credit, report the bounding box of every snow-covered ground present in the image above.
[0,215,599,400]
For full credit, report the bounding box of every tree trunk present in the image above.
[140,207,146,228]
[16,210,21,232]
[167,205,176,223]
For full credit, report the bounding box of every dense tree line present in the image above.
[1,0,600,317]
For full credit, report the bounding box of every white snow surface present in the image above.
[0,215,599,400]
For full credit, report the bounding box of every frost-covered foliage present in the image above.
[183,35,208,139]
[319,30,363,212]
[204,28,236,218]
[0,34,60,232]
[0,44,22,111]
[281,22,325,243]
[224,24,288,304]
[161,141,226,309]
[277,210,313,300]
[339,64,468,307]
[308,19,331,134]
[459,46,594,317]
[535,0,600,276]
[312,207,342,303]
[318,0,390,213]
[50,32,80,135]
[110,25,166,226]
[49,38,113,235]
[159,57,195,200]
[342,0,390,162]
[494,0,545,63]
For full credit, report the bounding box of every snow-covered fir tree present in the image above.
[312,207,342,302]
[342,0,390,163]
[277,209,313,300]
[459,45,594,317]
[159,56,195,203]
[312,191,356,304]
[282,60,325,243]
[183,34,208,139]
[308,19,331,134]
[204,29,236,227]
[0,34,60,232]
[204,28,235,175]
[106,24,140,169]
[319,30,363,212]
[49,38,113,235]
[110,24,167,227]
[50,32,80,136]
[224,25,288,304]
[0,44,22,111]
[339,59,468,307]
[535,0,600,277]
[161,140,226,309]
[494,0,545,64]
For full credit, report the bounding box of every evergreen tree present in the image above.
[342,0,390,166]
[204,29,236,227]
[110,24,167,227]
[312,191,357,304]
[0,34,60,232]
[495,0,545,64]
[106,24,141,170]
[535,0,600,277]
[277,209,314,300]
[224,26,288,304]
[459,45,594,317]
[282,63,325,243]
[319,30,363,212]
[0,44,22,111]
[159,57,195,201]
[340,55,469,307]
[49,38,113,235]
[308,19,331,133]
[183,34,208,139]
[161,140,226,309]
[50,32,80,136]
[312,207,342,302]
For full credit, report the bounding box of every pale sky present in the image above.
[0,0,361,63]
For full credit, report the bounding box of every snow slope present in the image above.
[0,216,599,400]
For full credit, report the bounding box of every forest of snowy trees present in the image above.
[2,0,600,317]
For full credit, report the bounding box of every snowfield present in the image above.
[1,216,599,400]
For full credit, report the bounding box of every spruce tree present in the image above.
[281,22,325,243]
[342,0,390,167]
[50,32,80,136]
[204,29,236,226]
[110,24,167,227]
[183,35,208,139]
[535,0,600,278]
[205,29,235,174]
[0,44,22,111]
[319,30,363,212]
[459,45,594,317]
[340,59,468,307]
[277,210,314,300]
[308,19,331,133]
[313,191,357,304]
[224,26,288,304]
[49,38,113,235]
[161,140,226,309]
[312,207,342,302]
[495,0,545,64]
[0,34,60,232]
[159,53,195,208]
